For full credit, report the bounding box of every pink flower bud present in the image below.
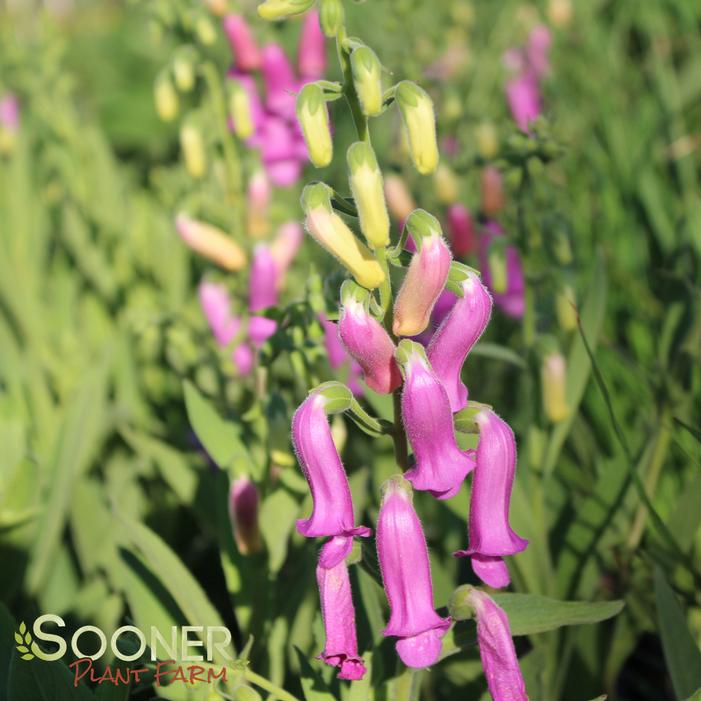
[269,222,303,286]
[454,410,528,588]
[467,588,529,701]
[249,245,279,312]
[292,392,371,559]
[0,94,20,131]
[338,285,401,395]
[298,10,326,80]
[480,222,525,318]
[384,174,416,225]
[246,169,271,238]
[397,343,475,499]
[506,72,541,133]
[446,204,476,257]
[319,314,347,370]
[527,25,552,80]
[199,282,240,346]
[376,477,450,668]
[176,214,247,271]
[480,166,505,217]
[427,272,492,412]
[248,315,278,347]
[316,558,366,680]
[233,343,254,375]
[228,477,262,554]
[262,44,297,120]
[223,15,261,71]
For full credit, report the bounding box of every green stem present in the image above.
[336,27,369,143]
[244,669,300,701]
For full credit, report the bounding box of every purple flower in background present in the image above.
[527,25,552,79]
[199,281,239,346]
[479,221,525,319]
[248,315,277,347]
[427,272,492,412]
[233,343,254,375]
[319,314,347,370]
[397,342,475,499]
[376,477,450,668]
[0,94,19,132]
[223,15,261,72]
[506,73,541,133]
[467,588,529,701]
[454,409,528,589]
[316,558,366,680]
[298,10,326,80]
[228,477,262,554]
[269,221,304,285]
[249,245,279,311]
[446,204,476,257]
[261,44,299,120]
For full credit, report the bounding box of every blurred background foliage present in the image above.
[0,0,700,700]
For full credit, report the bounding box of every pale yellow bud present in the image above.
[475,122,499,159]
[384,174,416,222]
[175,214,247,270]
[297,83,332,168]
[396,81,439,175]
[154,73,179,122]
[548,0,572,27]
[433,164,459,204]
[229,80,254,140]
[180,124,207,179]
[555,285,578,332]
[541,352,569,422]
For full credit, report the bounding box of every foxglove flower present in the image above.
[397,342,474,499]
[176,214,247,271]
[199,282,239,346]
[223,15,261,71]
[480,221,524,319]
[506,73,541,133]
[350,46,383,117]
[233,343,254,375]
[297,83,333,168]
[269,221,303,287]
[446,204,476,257]
[298,10,326,80]
[455,409,528,588]
[393,210,452,337]
[262,44,298,121]
[427,272,492,412]
[467,587,529,701]
[316,559,366,680]
[319,314,347,370]
[292,391,371,565]
[377,477,450,667]
[248,316,278,347]
[249,245,279,311]
[229,477,262,554]
[338,283,401,394]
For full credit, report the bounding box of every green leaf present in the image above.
[489,593,624,636]
[294,647,336,701]
[259,489,300,573]
[7,653,94,701]
[654,567,701,700]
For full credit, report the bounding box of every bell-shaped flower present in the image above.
[393,210,451,337]
[338,282,401,394]
[427,272,492,412]
[396,341,475,499]
[292,390,371,558]
[316,558,366,680]
[506,72,541,133]
[376,476,450,668]
[223,14,261,71]
[454,409,528,588]
[179,123,207,179]
[319,0,344,37]
[228,477,262,554]
[433,164,459,205]
[228,79,255,140]
[233,343,254,375]
[298,10,326,80]
[465,587,529,701]
[249,245,279,311]
[395,81,439,175]
[176,214,247,271]
[446,204,476,256]
[257,0,316,21]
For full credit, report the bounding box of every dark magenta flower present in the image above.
[228,477,262,554]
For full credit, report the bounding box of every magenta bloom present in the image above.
[527,25,552,80]
[249,245,279,312]
[298,10,326,80]
[262,44,298,121]
[223,15,261,71]
[398,343,475,499]
[233,343,254,375]
[292,392,371,562]
[199,282,239,345]
[0,94,19,131]
[446,204,475,257]
[270,221,303,285]
[228,477,262,554]
[427,272,492,412]
[376,477,450,668]
[248,316,277,347]
[506,72,541,132]
[455,410,528,588]
[316,558,366,680]
[480,222,525,319]
[431,289,457,330]
[468,588,529,701]
[339,291,401,395]
[319,314,347,370]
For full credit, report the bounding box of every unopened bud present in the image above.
[347,141,390,248]
[176,214,247,270]
[475,122,499,159]
[204,0,228,16]
[173,46,197,92]
[229,79,254,140]
[350,46,383,117]
[555,284,577,332]
[195,15,217,45]
[180,123,207,179]
[448,584,474,621]
[319,0,344,37]
[229,477,262,555]
[246,170,271,238]
[257,0,315,21]
[315,380,354,414]
[480,165,505,215]
[296,83,332,168]
[433,164,459,204]
[487,238,508,294]
[384,174,416,223]
[154,72,179,122]
[548,0,572,27]
[395,81,439,175]
[302,183,385,289]
[541,352,569,422]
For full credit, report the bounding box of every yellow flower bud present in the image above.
[229,80,254,140]
[395,81,439,175]
[257,0,315,20]
[154,72,179,122]
[195,16,217,45]
[541,352,569,422]
[180,123,207,179]
[302,183,385,289]
[548,0,572,27]
[175,214,247,270]
[296,83,333,168]
[350,46,383,117]
[433,164,459,204]
[204,0,228,16]
[347,142,390,248]
[320,0,344,37]
[475,122,499,159]
[173,47,197,92]
[555,284,577,332]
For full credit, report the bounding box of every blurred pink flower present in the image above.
[298,10,326,80]
[0,94,19,131]
[479,221,525,318]
[223,15,261,72]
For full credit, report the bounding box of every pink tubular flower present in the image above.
[468,588,529,701]
[249,245,279,312]
[292,392,371,564]
[269,221,303,287]
[446,204,476,257]
[377,477,450,668]
[427,272,492,412]
[298,10,326,80]
[338,284,401,395]
[480,222,525,319]
[506,72,541,133]
[0,94,19,131]
[199,282,239,346]
[228,477,262,554]
[223,15,261,71]
[397,342,475,499]
[319,314,347,370]
[248,315,277,347]
[262,44,298,121]
[233,343,254,375]
[454,409,528,588]
[527,25,552,80]
[316,559,366,680]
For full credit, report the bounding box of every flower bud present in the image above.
[180,123,207,179]
[395,81,439,175]
[176,214,247,270]
[195,15,217,45]
[297,83,333,168]
[229,477,262,554]
[433,164,459,205]
[446,204,476,256]
[269,221,303,286]
[555,284,577,332]
[350,46,383,117]
[257,0,316,21]
[199,282,239,346]
[487,238,508,294]
[347,142,390,248]
[393,210,452,336]
[228,79,255,141]
[246,170,271,238]
[302,183,385,289]
[384,174,416,224]
[204,0,228,16]
[549,0,573,27]
[480,166,505,216]
[298,10,327,80]
[223,14,262,71]
[154,72,178,122]
[506,73,541,133]
[173,46,197,92]
[249,245,279,311]
[319,0,344,37]
[541,352,569,422]
[475,122,499,159]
